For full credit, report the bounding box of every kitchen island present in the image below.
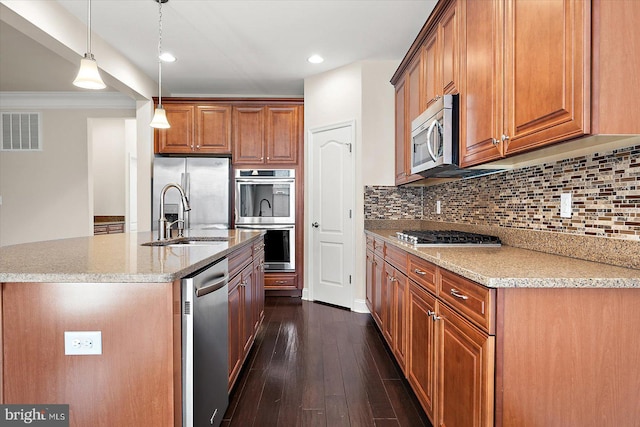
[0,229,264,427]
[365,228,640,427]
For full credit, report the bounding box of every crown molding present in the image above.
[0,91,136,110]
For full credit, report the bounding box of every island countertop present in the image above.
[367,229,640,288]
[0,229,264,283]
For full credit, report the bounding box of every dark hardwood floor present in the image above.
[223,297,432,427]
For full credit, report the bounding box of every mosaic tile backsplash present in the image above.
[365,144,640,241]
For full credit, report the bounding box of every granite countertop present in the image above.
[367,229,640,289]
[0,229,264,283]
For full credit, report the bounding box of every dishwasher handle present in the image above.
[195,273,229,297]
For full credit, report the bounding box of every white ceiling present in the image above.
[1,0,437,97]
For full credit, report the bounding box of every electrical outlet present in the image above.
[436,200,441,214]
[560,193,572,218]
[64,331,102,355]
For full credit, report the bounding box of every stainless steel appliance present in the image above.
[395,230,501,247]
[182,257,229,427]
[236,224,295,271]
[153,157,230,231]
[410,95,503,179]
[235,169,295,225]
[235,169,296,271]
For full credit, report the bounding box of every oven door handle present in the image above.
[236,179,295,185]
[237,224,295,230]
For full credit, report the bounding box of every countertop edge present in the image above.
[366,229,640,289]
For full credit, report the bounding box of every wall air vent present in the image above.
[1,112,42,151]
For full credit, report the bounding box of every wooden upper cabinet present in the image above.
[423,31,439,110]
[440,1,459,95]
[155,103,231,154]
[395,77,407,184]
[155,104,195,154]
[266,106,299,164]
[460,0,590,166]
[232,106,265,164]
[459,0,504,167]
[233,105,301,166]
[196,105,232,153]
[395,55,424,185]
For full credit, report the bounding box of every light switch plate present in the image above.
[64,331,102,355]
[436,200,441,214]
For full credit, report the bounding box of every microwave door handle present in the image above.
[426,119,442,162]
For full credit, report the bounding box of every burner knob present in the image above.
[410,236,418,245]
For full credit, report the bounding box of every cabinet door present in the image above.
[253,245,265,331]
[233,106,266,165]
[266,106,299,164]
[366,250,374,313]
[373,255,384,329]
[155,104,194,154]
[438,303,494,427]
[423,31,440,109]
[408,281,437,423]
[241,263,254,356]
[440,0,459,95]
[228,274,243,390]
[395,77,408,184]
[382,267,394,345]
[502,0,589,154]
[196,105,231,154]
[393,271,409,372]
[459,0,504,167]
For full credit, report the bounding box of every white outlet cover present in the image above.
[64,331,102,355]
[560,193,572,218]
[436,200,441,214]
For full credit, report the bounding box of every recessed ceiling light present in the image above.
[159,52,177,62]
[308,54,324,64]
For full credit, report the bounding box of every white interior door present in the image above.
[309,121,355,309]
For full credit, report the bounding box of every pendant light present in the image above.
[73,0,106,89]
[150,0,171,129]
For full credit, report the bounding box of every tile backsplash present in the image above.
[365,144,640,241]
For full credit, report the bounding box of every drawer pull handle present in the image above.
[413,268,427,276]
[450,289,468,300]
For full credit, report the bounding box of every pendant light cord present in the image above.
[87,0,92,57]
[157,0,163,107]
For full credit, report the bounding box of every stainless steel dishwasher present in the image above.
[182,257,229,427]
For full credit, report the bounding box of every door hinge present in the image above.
[349,209,352,219]
[349,275,352,284]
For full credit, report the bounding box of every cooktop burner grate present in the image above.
[395,230,501,247]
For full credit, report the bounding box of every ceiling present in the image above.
[0,0,437,97]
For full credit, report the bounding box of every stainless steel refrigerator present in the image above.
[152,157,230,231]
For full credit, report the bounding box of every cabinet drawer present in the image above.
[407,255,437,294]
[228,244,253,278]
[93,225,108,235]
[438,269,495,334]
[366,236,374,252]
[385,243,408,273]
[107,223,124,233]
[265,274,297,289]
[374,238,384,258]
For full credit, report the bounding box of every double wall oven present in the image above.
[235,169,295,271]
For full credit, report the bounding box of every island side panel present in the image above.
[2,282,177,427]
[497,287,640,427]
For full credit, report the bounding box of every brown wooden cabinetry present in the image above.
[227,238,265,391]
[232,105,301,166]
[459,0,590,166]
[155,103,232,154]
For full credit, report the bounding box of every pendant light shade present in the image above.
[150,0,171,129]
[150,105,171,129]
[73,0,106,90]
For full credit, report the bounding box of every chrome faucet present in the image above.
[158,183,191,240]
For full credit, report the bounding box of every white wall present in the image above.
[304,60,397,310]
[91,118,126,216]
[0,108,135,246]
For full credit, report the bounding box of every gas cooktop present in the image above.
[395,230,502,247]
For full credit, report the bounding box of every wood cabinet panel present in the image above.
[440,1,459,95]
[439,269,495,334]
[253,242,265,331]
[266,107,299,164]
[373,254,384,328]
[366,249,374,313]
[155,104,195,154]
[438,302,494,427]
[408,254,437,294]
[233,107,265,164]
[392,268,408,372]
[395,77,407,184]
[407,280,437,421]
[264,273,297,290]
[227,273,243,390]
[196,105,232,153]
[240,263,254,356]
[423,31,439,109]
[385,243,408,272]
[2,282,177,426]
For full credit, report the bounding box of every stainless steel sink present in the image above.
[141,236,229,247]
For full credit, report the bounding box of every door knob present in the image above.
[312,222,319,228]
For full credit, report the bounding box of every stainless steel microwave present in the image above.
[410,94,460,177]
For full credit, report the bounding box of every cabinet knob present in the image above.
[501,134,510,142]
[492,138,499,146]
